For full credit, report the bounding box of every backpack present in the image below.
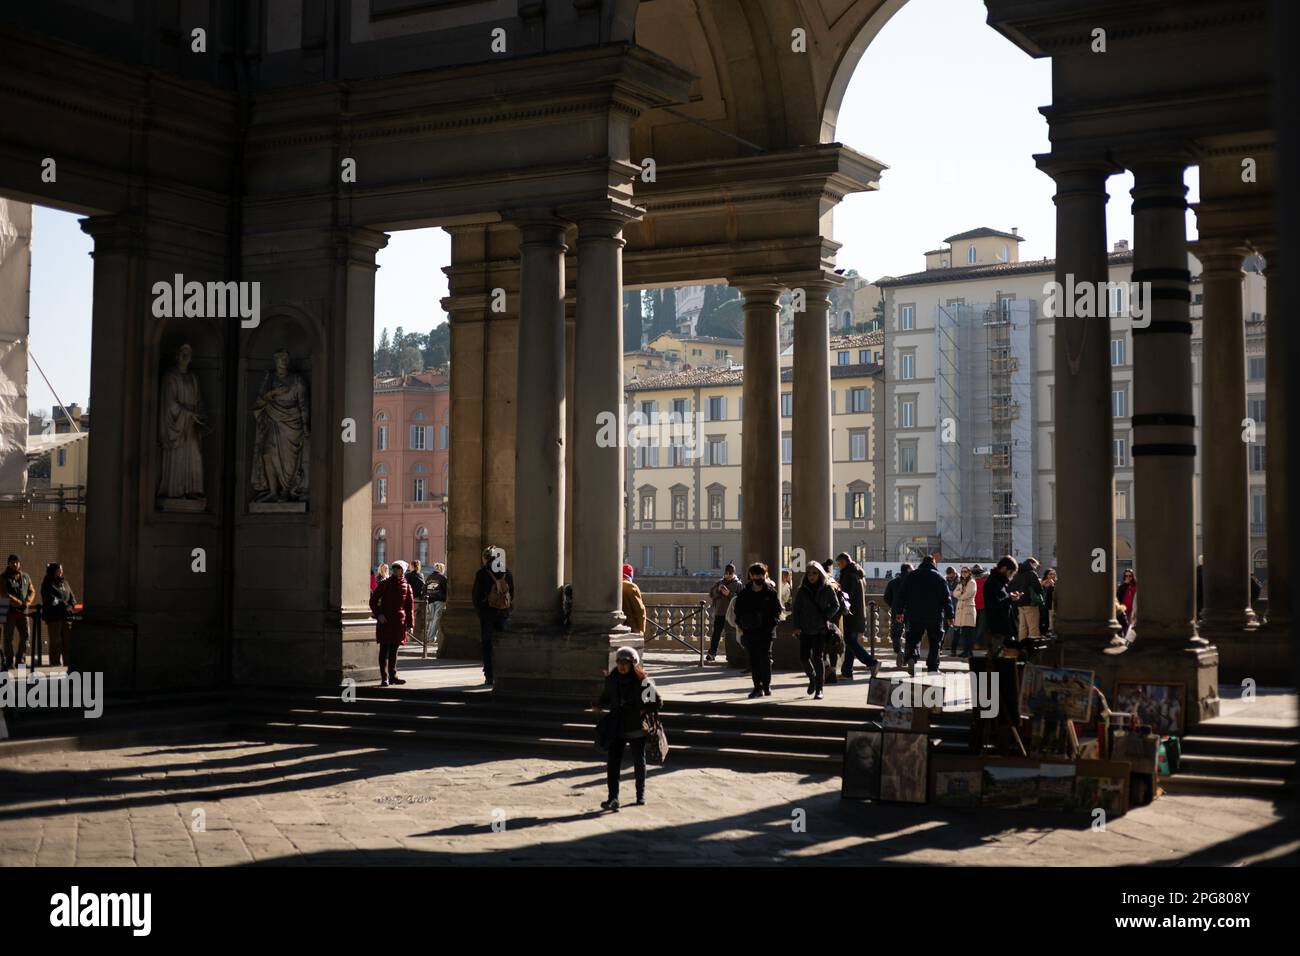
[487,575,511,610]
[833,586,851,623]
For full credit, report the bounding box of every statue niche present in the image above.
[156,342,209,512]
[249,347,310,512]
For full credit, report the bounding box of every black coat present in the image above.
[838,562,867,632]
[41,577,76,622]
[898,559,954,624]
[883,570,909,614]
[792,579,839,635]
[598,670,661,737]
[472,565,515,613]
[405,570,427,599]
[425,571,448,603]
[1010,566,1044,608]
[732,581,783,639]
[983,573,1018,637]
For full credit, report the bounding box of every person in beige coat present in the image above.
[951,566,979,658]
[621,564,647,634]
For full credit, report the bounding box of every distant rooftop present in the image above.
[877,250,1134,289]
[944,227,1024,244]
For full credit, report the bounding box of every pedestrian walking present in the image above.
[897,554,954,675]
[1115,569,1137,641]
[945,566,959,620]
[621,564,646,634]
[1010,556,1045,640]
[40,563,77,667]
[706,564,741,661]
[779,569,793,610]
[951,566,978,658]
[791,561,840,700]
[471,547,514,685]
[2,555,35,671]
[595,646,661,811]
[835,552,880,680]
[425,562,448,646]
[733,562,782,697]
[882,563,912,667]
[369,559,414,686]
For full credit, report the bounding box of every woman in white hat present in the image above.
[594,646,661,811]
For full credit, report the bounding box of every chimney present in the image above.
[1011,227,1018,236]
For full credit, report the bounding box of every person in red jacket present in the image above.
[369,559,415,686]
[971,564,988,651]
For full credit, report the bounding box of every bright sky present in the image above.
[23,0,1198,412]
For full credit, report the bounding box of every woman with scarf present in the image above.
[595,646,662,811]
[791,561,840,700]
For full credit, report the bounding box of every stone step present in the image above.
[1187,720,1297,741]
[1176,752,1295,780]
[1180,734,1298,759]
[1160,772,1292,797]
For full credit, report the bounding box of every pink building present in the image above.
[371,369,449,571]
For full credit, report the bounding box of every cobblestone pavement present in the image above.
[0,739,1294,866]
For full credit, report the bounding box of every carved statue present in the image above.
[251,348,310,502]
[157,343,208,502]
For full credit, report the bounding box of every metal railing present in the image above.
[643,601,709,666]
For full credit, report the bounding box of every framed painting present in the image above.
[1114,682,1186,736]
[1018,664,1094,723]
[842,730,882,801]
[880,731,928,803]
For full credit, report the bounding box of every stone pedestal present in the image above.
[492,624,638,700]
[1063,638,1220,731]
[436,604,485,661]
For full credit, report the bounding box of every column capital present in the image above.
[782,272,843,298]
[558,198,643,234]
[730,278,785,305]
[1119,144,1197,179]
[1034,152,1121,188]
[503,209,571,249]
[1189,238,1250,277]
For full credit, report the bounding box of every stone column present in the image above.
[734,281,784,574]
[1260,245,1290,629]
[1192,239,1254,634]
[1035,157,1119,642]
[563,295,576,586]
[1129,157,1198,643]
[569,213,632,634]
[791,277,835,565]
[511,217,568,625]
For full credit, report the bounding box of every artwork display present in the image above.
[880,732,928,803]
[1037,761,1077,810]
[867,678,895,708]
[157,342,208,508]
[842,730,882,801]
[981,761,1039,809]
[1114,682,1185,736]
[1018,664,1094,723]
[251,348,310,505]
[1111,731,1160,774]
[1074,760,1130,818]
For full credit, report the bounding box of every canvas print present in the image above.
[933,770,982,808]
[842,730,882,801]
[867,678,895,708]
[981,762,1038,809]
[1018,665,1094,723]
[1074,760,1129,818]
[1114,682,1185,736]
[1037,762,1077,810]
[883,701,914,730]
[880,732,927,803]
[1111,731,1160,774]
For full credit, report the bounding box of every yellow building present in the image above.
[644,332,743,369]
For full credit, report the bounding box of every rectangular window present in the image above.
[413,478,426,502]
[899,396,916,429]
[439,425,449,449]
[1112,388,1127,418]
[781,432,792,465]
[672,494,687,521]
[377,426,388,451]
[899,441,918,474]
[838,351,850,365]
[850,430,868,462]
[850,491,867,520]
[708,396,726,421]
[1113,438,1127,468]
[1115,485,1131,520]
[1110,338,1126,367]
[642,545,654,570]
[900,304,915,330]
[711,545,722,569]
[782,491,791,521]
[1252,492,1267,527]
[1250,443,1267,473]
[859,349,869,364]
[900,489,917,523]
[708,437,727,466]
[640,495,656,521]
[848,387,869,413]
[899,350,916,380]
[709,492,724,521]
[56,448,66,467]
[781,392,792,417]
[1248,356,1266,381]
[409,425,433,450]
[375,478,387,505]
[1248,397,1266,423]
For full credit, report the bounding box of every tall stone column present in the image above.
[1192,239,1253,634]
[569,212,633,634]
[791,277,835,565]
[1260,245,1290,629]
[511,217,568,625]
[1035,157,1118,642]
[1129,157,1198,643]
[734,281,784,574]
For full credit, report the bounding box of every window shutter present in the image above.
[830,390,837,414]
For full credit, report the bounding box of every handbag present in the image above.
[594,711,615,753]
[645,716,669,766]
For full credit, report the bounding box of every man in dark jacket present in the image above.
[835,553,880,680]
[471,547,515,686]
[983,556,1021,654]
[897,554,954,675]
[425,562,449,646]
[706,564,741,662]
[732,562,783,697]
[1010,556,1045,640]
[882,563,912,667]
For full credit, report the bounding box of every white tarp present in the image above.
[0,198,32,494]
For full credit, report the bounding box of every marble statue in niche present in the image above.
[251,347,310,508]
[157,342,208,511]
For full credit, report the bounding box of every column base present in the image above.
[436,604,485,661]
[1062,635,1220,731]
[492,624,642,700]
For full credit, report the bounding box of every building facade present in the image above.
[371,369,449,572]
